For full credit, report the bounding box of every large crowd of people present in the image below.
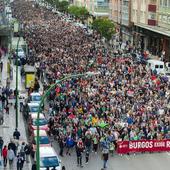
[11,0,170,167]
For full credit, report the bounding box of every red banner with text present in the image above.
[117,140,170,154]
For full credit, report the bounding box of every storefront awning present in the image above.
[135,23,170,37]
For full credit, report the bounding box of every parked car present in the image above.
[27,92,42,104]
[23,103,40,120]
[39,147,61,170]
[31,130,51,158]
[28,113,49,135]
[147,59,165,74]
[14,47,26,65]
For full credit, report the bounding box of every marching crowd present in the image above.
[11,0,170,169]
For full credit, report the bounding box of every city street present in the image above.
[0,0,170,170]
[51,140,170,170]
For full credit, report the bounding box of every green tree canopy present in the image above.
[44,0,69,12]
[92,18,115,40]
[68,6,89,21]
[57,1,69,12]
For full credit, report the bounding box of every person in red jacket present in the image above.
[2,145,7,167]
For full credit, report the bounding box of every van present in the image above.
[39,147,61,170]
[147,59,165,74]
[165,62,170,73]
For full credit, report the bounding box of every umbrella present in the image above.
[98,122,108,128]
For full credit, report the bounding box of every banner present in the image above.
[117,139,170,154]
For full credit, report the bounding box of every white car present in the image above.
[27,103,40,114]
[16,47,25,59]
[28,92,42,104]
[39,147,61,170]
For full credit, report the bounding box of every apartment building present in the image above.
[74,0,111,17]
[110,0,132,41]
[132,0,170,60]
[0,0,10,47]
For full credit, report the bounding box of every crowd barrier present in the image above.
[117,139,170,154]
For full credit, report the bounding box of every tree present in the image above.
[58,1,69,12]
[68,6,89,22]
[92,18,115,40]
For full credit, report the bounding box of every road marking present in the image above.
[125,155,130,160]
[166,152,170,156]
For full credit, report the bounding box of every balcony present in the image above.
[159,7,170,14]
[148,4,156,12]
[90,2,111,16]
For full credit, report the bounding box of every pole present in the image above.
[36,73,93,170]
[15,36,20,129]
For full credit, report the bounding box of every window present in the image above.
[160,0,163,6]
[160,65,163,68]
[33,119,48,126]
[148,12,156,20]
[155,65,159,68]
[40,156,59,168]
[29,106,39,112]
[32,95,42,101]
[163,0,168,7]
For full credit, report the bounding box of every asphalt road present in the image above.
[52,140,170,170]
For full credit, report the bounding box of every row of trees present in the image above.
[43,0,116,40]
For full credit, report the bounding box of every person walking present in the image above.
[24,143,31,163]
[59,137,65,157]
[62,166,66,170]
[5,104,9,114]
[2,145,7,167]
[0,137,4,154]
[31,161,36,170]
[13,128,20,140]
[8,139,17,156]
[85,150,89,164]
[7,147,15,168]
[102,148,109,169]
[76,138,84,168]
[1,94,6,111]
[0,112,3,125]
[17,153,24,170]
[66,136,74,156]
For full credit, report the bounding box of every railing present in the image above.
[93,2,111,13]
[159,7,170,13]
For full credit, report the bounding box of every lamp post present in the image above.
[36,72,98,170]
[14,21,20,129]
[15,35,20,129]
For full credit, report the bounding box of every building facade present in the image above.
[0,0,10,47]
[131,0,170,60]
[110,0,132,41]
[74,0,111,17]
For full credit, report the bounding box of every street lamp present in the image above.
[14,20,20,129]
[36,72,99,170]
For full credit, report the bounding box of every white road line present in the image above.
[166,152,170,156]
[125,155,130,160]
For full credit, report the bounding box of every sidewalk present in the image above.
[0,55,31,169]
